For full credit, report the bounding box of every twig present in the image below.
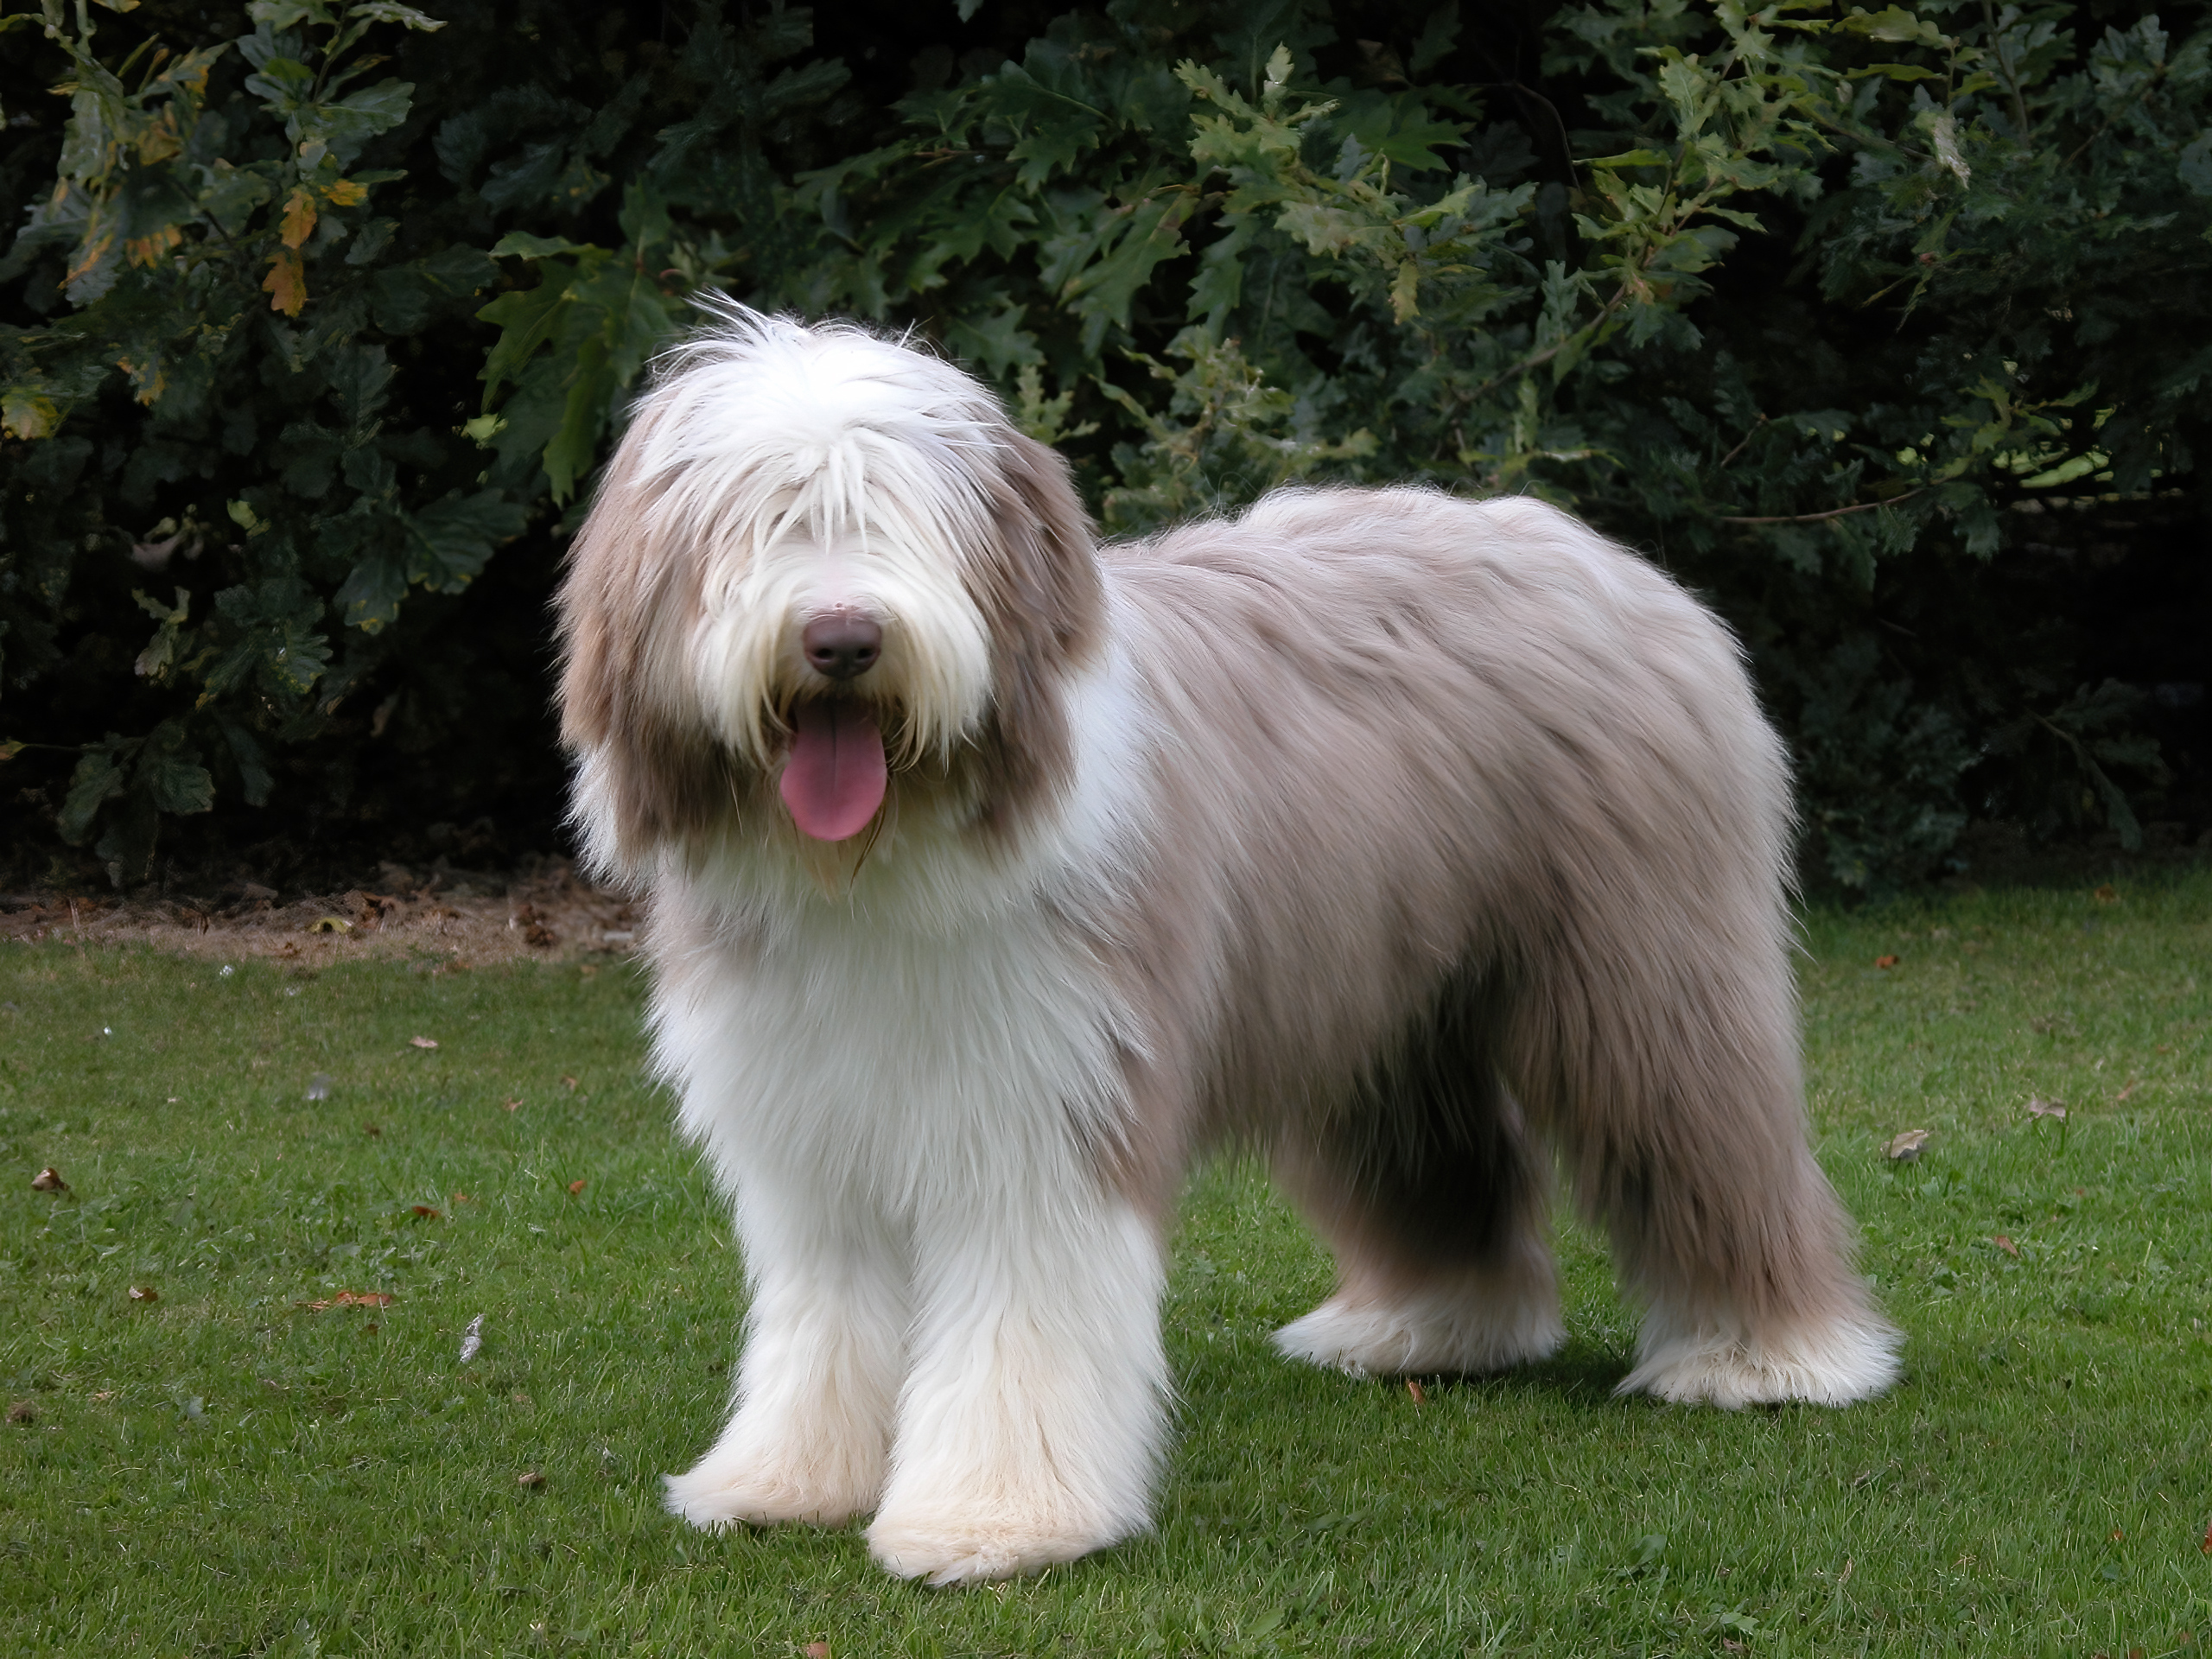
[2059,61,2167,169]
[1981,0,2032,140]
[1717,487,1927,525]
[1462,285,1632,404]
[1716,415,1770,471]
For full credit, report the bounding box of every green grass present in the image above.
[3,872,2211,1657]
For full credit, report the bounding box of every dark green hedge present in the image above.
[3,0,2209,890]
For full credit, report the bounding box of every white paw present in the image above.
[1618,1313,1902,1408]
[662,1444,880,1531]
[866,1508,1129,1586]
[1274,1286,1566,1377]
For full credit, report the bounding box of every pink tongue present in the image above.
[779,702,888,842]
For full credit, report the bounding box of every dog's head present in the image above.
[556,305,1103,880]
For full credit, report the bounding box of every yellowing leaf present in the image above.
[321,177,368,207]
[63,230,118,291]
[124,224,183,268]
[137,110,183,164]
[279,187,317,249]
[263,247,307,315]
[1389,257,1421,323]
[1,390,59,440]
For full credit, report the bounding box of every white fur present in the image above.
[1618,1305,1904,1409]
[641,308,1001,770]
[1272,1244,1567,1378]
[563,311,1899,1588]
[647,791,1166,1581]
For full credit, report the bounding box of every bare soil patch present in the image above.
[0,860,637,971]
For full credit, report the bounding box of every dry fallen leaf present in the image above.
[2201,1519,2211,1555]
[410,1204,442,1220]
[1405,1379,1426,1405]
[363,1122,382,1138]
[30,1166,67,1192]
[2028,1098,2067,1120]
[128,1286,158,1303]
[1993,1235,2018,1258]
[560,1075,579,1091]
[298,1290,396,1312]
[452,1192,472,1204]
[2111,1527,2125,1541]
[517,1470,545,1488]
[2117,1078,2139,1102]
[2094,884,2119,904]
[7,1401,35,1424]
[410,1035,439,1050]
[805,1644,832,1659]
[1874,954,1900,969]
[1885,1128,1930,1162]
[501,1098,522,1112]
[567,1179,587,1197]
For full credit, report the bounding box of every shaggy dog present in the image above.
[555,307,1900,1586]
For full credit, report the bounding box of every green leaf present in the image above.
[404,489,524,589]
[214,714,276,806]
[1838,6,1952,48]
[334,550,407,631]
[943,305,1044,380]
[476,276,581,408]
[60,738,134,845]
[141,749,214,816]
[490,231,601,259]
[543,335,615,503]
[247,1,332,26]
[1846,63,1946,81]
[349,2,447,30]
[2180,135,2212,198]
[1065,196,1192,338]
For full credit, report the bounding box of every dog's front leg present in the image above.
[664,1173,906,1530]
[867,1183,1168,1586]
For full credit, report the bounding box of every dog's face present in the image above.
[556,309,1102,879]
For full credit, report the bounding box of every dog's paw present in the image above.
[866,1510,1125,1586]
[1618,1313,1902,1408]
[662,1448,877,1531]
[1273,1288,1566,1378]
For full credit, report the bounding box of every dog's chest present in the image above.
[653,898,1129,1203]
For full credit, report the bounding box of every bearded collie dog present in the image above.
[554,305,1898,1585]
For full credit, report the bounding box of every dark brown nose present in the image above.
[801,612,882,681]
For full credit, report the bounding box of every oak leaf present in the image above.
[263,247,306,316]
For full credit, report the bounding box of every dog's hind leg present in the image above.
[1271,977,1566,1378]
[866,1182,1168,1586]
[664,1171,907,1529]
[1506,913,1901,1409]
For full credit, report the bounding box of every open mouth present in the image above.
[778,699,889,842]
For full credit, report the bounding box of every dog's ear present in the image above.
[969,429,1106,841]
[556,429,737,865]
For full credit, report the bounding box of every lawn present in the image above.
[3,872,2210,1657]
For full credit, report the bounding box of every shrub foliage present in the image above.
[3,0,2208,888]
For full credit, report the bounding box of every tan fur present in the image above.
[1088,490,1884,1376]
[557,315,1897,1584]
